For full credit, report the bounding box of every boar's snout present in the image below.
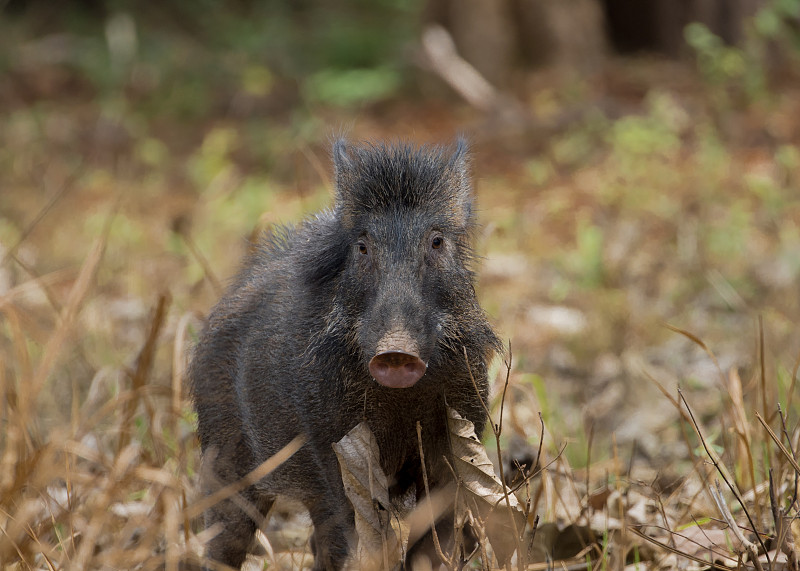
[369,351,427,388]
[368,330,427,388]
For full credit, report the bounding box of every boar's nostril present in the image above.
[369,351,427,389]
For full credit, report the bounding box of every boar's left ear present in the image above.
[332,139,354,185]
[447,137,474,227]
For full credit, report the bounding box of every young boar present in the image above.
[189,139,500,569]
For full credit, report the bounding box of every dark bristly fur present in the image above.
[189,139,500,570]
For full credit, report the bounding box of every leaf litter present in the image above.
[333,407,526,569]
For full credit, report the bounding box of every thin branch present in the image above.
[777,404,799,510]
[679,390,770,565]
[629,526,740,571]
[463,343,523,568]
[755,412,800,475]
[709,479,763,571]
[416,421,452,569]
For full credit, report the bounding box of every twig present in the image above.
[0,172,76,268]
[497,346,512,438]
[755,411,800,475]
[440,457,470,569]
[777,404,799,510]
[507,442,567,497]
[628,526,733,571]
[464,345,492,422]
[526,514,539,564]
[679,390,770,567]
[585,421,594,516]
[535,412,544,481]
[767,469,792,569]
[464,343,524,569]
[416,421,452,569]
[709,480,762,571]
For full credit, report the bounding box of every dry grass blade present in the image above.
[755,412,800,475]
[0,267,75,311]
[758,317,770,427]
[644,369,692,425]
[74,444,141,568]
[727,368,758,493]
[1,305,32,401]
[186,434,307,519]
[679,390,771,566]
[415,420,451,569]
[163,487,181,571]
[298,144,332,190]
[787,349,800,417]
[172,312,196,420]
[24,210,114,418]
[119,293,171,453]
[404,484,461,553]
[0,174,75,268]
[664,323,726,387]
[176,225,223,296]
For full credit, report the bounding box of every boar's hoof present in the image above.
[369,351,427,388]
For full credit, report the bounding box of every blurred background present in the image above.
[1,0,800,566]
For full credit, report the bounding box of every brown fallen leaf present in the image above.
[333,422,402,570]
[786,518,800,567]
[671,525,740,567]
[446,406,526,565]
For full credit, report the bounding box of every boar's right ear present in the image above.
[448,137,469,172]
[332,139,356,228]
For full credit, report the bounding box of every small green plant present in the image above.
[686,0,800,105]
[685,21,757,99]
[303,66,402,107]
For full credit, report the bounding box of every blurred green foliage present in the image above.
[686,0,800,104]
[1,0,422,112]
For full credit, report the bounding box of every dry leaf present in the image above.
[333,422,402,570]
[788,518,800,566]
[671,525,740,567]
[446,406,526,564]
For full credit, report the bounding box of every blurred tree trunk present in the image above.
[604,0,765,56]
[426,0,766,88]
[425,0,607,88]
[425,0,515,88]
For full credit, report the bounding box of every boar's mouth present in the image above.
[368,330,427,388]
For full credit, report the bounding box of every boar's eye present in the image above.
[431,235,443,249]
[357,241,368,255]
